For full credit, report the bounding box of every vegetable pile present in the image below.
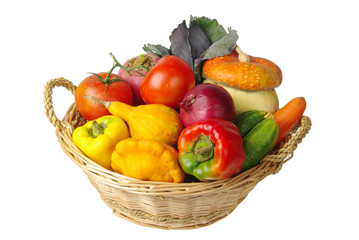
[72,16,307,183]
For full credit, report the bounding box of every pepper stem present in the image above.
[192,134,215,163]
[89,121,107,137]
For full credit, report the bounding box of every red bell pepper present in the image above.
[177,118,245,181]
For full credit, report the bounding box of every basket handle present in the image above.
[43,77,77,130]
[262,116,312,173]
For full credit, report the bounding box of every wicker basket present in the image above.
[43,77,311,229]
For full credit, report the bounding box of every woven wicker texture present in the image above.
[44,78,312,229]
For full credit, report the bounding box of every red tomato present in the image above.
[140,55,196,109]
[75,72,133,120]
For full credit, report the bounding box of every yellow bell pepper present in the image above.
[111,138,185,183]
[72,115,129,170]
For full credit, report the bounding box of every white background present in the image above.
[1,0,358,239]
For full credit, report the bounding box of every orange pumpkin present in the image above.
[202,46,282,91]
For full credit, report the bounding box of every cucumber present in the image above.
[235,111,279,172]
[235,110,267,137]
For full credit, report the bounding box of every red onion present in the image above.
[179,83,236,127]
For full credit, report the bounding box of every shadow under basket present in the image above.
[44,78,312,230]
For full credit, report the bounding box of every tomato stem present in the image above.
[87,70,124,85]
[110,52,149,76]
[87,61,125,92]
[105,62,117,81]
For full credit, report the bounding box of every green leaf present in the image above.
[194,29,238,83]
[143,44,170,57]
[188,21,211,59]
[200,29,238,60]
[190,16,227,43]
[169,20,193,69]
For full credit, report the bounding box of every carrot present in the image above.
[274,97,306,146]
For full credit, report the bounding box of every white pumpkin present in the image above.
[203,79,279,115]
